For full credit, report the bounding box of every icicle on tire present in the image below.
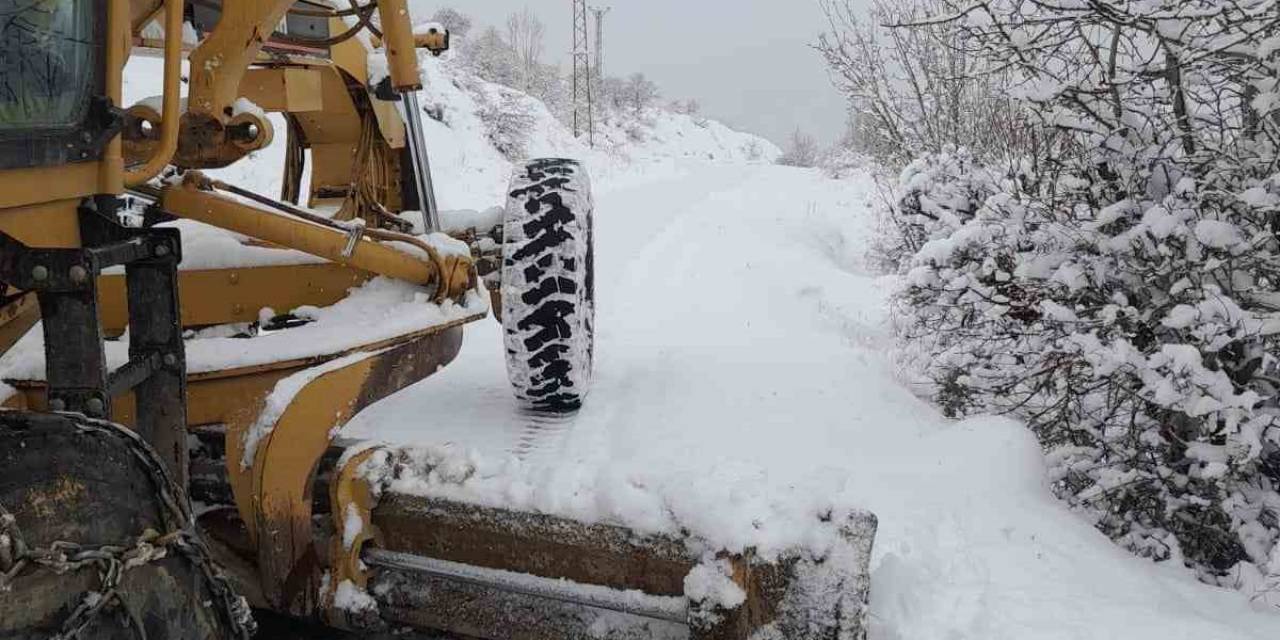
[501,158,596,413]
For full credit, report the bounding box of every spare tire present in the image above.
[0,412,253,640]
[501,158,595,413]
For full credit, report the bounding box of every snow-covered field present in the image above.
[348,161,1280,639]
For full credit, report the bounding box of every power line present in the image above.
[571,0,593,145]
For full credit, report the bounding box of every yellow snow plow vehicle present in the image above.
[0,1,876,638]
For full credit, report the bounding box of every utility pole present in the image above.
[571,0,594,145]
[590,6,611,85]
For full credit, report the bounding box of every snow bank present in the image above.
[595,110,780,166]
[358,441,869,561]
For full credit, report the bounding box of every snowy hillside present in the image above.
[407,54,780,210]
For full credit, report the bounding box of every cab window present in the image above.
[0,0,96,130]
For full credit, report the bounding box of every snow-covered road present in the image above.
[346,161,1280,639]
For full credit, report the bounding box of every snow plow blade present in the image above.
[353,492,877,639]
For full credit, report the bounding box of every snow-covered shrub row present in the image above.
[895,147,1280,592]
[888,1,1280,594]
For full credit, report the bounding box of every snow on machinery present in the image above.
[0,1,876,639]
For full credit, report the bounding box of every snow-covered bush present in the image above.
[890,1,1280,592]
[818,144,869,180]
[476,92,535,160]
[778,129,820,168]
[875,148,1002,269]
[667,99,702,119]
[600,76,628,113]
[460,26,519,89]
[898,155,1280,587]
[619,73,660,118]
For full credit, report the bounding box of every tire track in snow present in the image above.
[593,165,756,293]
[498,166,755,464]
[510,410,578,461]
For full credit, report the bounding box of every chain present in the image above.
[0,417,256,639]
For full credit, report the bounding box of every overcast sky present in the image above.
[408,0,849,145]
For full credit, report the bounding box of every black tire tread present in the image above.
[502,158,595,413]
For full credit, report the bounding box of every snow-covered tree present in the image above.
[461,26,519,88]
[816,0,1037,166]
[527,62,570,124]
[778,129,820,168]
[600,76,628,112]
[888,0,1280,594]
[622,73,660,117]
[428,7,472,38]
[669,99,700,115]
[447,8,680,135]
[506,8,545,95]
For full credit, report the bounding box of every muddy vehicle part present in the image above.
[0,412,253,639]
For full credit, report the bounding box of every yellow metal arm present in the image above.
[162,175,439,286]
[123,0,181,187]
[176,0,287,168]
[376,0,424,92]
[187,0,294,120]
